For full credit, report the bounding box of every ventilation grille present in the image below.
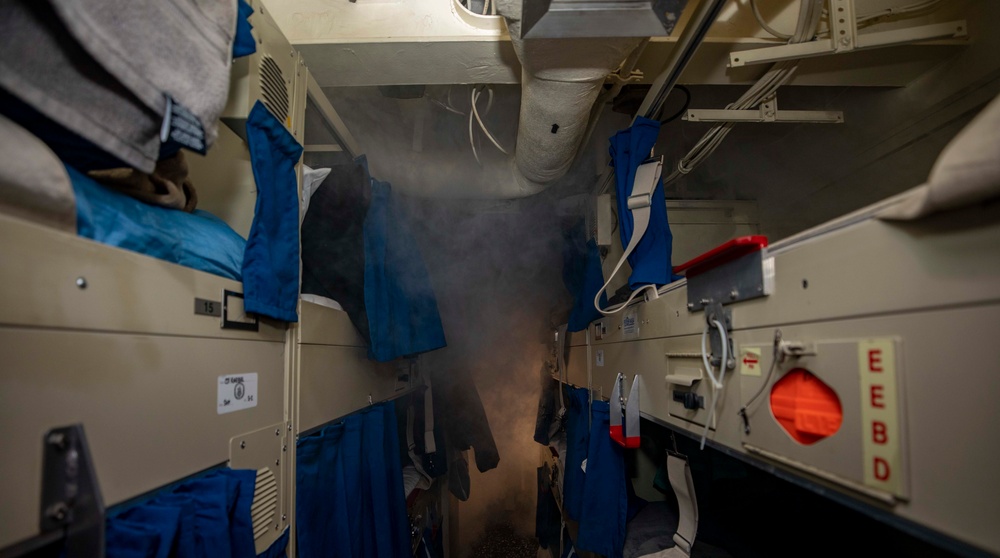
[259,55,289,124]
[251,467,279,540]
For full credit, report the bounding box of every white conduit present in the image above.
[508,34,642,192]
[386,2,640,199]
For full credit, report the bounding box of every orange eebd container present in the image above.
[770,368,843,445]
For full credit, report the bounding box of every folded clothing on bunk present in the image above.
[89,151,199,213]
[0,0,236,173]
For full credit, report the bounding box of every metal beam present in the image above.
[684,95,844,124]
[305,75,361,159]
[729,20,967,68]
[596,0,728,194]
[636,0,730,121]
[303,144,344,153]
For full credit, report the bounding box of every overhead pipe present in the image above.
[507,31,642,195]
[596,0,728,194]
[635,0,730,121]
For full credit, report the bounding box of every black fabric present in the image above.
[534,374,561,446]
[0,88,129,172]
[535,465,561,550]
[432,367,500,473]
[300,161,372,343]
[447,450,471,502]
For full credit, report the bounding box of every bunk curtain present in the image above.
[562,386,590,522]
[562,219,608,332]
[364,177,447,362]
[104,467,286,558]
[576,400,628,558]
[609,117,680,289]
[301,157,447,362]
[295,402,410,558]
[243,101,303,322]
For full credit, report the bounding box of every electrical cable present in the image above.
[738,329,782,434]
[658,84,691,124]
[750,0,792,40]
[429,97,464,116]
[663,0,824,187]
[698,319,728,450]
[469,86,509,163]
[468,92,480,164]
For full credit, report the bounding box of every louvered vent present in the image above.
[259,55,289,124]
[251,467,279,540]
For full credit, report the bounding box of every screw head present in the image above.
[687,303,694,310]
[275,428,281,436]
[729,290,738,300]
[46,502,69,522]
[240,441,246,449]
[275,459,280,466]
[75,277,87,289]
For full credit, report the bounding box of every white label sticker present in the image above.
[622,308,639,340]
[218,373,258,415]
[740,347,763,376]
[596,349,605,367]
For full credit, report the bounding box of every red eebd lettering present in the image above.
[874,457,891,481]
[868,349,883,372]
[872,421,887,444]
[870,385,885,409]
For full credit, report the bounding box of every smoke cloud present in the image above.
[322,84,630,555]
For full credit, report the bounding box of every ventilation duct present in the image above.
[387,15,640,198]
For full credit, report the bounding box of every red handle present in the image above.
[673,235,768,278]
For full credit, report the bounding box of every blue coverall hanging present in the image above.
[594,117,680,315]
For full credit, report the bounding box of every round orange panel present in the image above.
[770,368,843,445]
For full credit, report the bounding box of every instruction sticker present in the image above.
[218,373,258,415]
[622,308,639,340]
[740,347,763,376]
[596,349,605,367]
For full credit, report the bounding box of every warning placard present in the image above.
[858,339,902,496]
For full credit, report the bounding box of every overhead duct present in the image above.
[342,1,644,199]
[507,31,642,195]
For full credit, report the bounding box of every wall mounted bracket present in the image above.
[0,425,105,558]
[684,94,843,124]
[728,0,966,68]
